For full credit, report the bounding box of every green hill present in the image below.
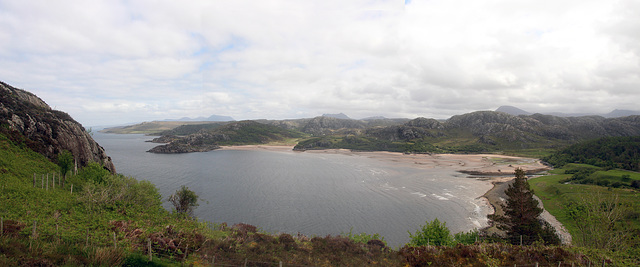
[147,120,307,153]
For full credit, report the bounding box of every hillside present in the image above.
[0,81,115,173]
[295,112,640,154]
[543,136,640,171]
[147,120,306,153]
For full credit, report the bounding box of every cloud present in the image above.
[0,0,638,126]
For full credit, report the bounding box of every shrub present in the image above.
[168,185,199,218]
[454,229,480,245]
[408,218,453,246]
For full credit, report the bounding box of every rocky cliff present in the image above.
[0,81,115,173]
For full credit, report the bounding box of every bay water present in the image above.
[94,132,492,247]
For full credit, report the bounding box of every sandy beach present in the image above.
[219,145,550,177]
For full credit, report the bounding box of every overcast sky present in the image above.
[1,0,639,126]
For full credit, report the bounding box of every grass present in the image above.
[529,166,640,265]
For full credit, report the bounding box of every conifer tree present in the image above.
[489,168,559,245]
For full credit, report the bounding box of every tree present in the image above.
[489,168,559,245]
[408,218,453,246]
[57,150,73,177]
[168,185,199,218]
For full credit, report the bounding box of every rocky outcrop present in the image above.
[300,116,366,135]
[0,81,115,173]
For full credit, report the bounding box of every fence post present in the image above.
[46,174,49,191]
[212,256,215,266]
[41,174,44,189]
[113,232,117,248]
[71,184,73,194]
[148,238,152,262]
[535,262,539,267]
[53,174,55,190]
[244,258,248,267]
[520,235,523,246]
[279,261,283,267]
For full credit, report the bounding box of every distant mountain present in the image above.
[495,106,532,116]
[362,116,386,120]
[496,106,640,118]
[164,114,234,122]
[322,113,351,120]
[604,109,640,118]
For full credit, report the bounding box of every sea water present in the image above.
[93,132,492,247]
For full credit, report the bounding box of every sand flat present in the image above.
[219,145,549,177]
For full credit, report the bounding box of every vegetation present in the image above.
[529,167,640,265]
[56,150,73,178]
[408,218,454,246]
[543,136,640,171]
[168,185,199,218]
[489,169,560,245]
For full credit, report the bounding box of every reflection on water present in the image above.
[94,132,492,247]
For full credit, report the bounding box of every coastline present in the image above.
[220,145,552,227]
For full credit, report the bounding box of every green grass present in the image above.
[529,167,640,264]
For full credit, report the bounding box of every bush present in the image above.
[454,229,480,245]
[342,228,387,246]
[408,218,453,246]
[168,185,199,218]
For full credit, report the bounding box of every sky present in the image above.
[1,0,639,126]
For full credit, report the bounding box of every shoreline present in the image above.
[220,145,552,229]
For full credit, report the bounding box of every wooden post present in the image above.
[46,174,48,191]
[212,256,215,266]
[56,224,59,244]
[279,261,282,267]
[41,174,44,189]
[244,258,248,267]
[52,174,55,190]
[113,232,117,248]
[535,262,539,267]
[520,235,523,246]
[71,184,73,194]
[148,238,152,262]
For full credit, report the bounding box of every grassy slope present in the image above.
[529,167,640,264]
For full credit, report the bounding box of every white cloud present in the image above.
[0,0,639,126]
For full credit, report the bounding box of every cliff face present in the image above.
[0,81,115,173]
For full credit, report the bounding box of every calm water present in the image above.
[94,132,491,247]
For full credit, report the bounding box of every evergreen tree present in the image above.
[489,168,559,245]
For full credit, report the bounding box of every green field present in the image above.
[529,165,640,263]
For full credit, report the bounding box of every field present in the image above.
[529,166,640,263]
